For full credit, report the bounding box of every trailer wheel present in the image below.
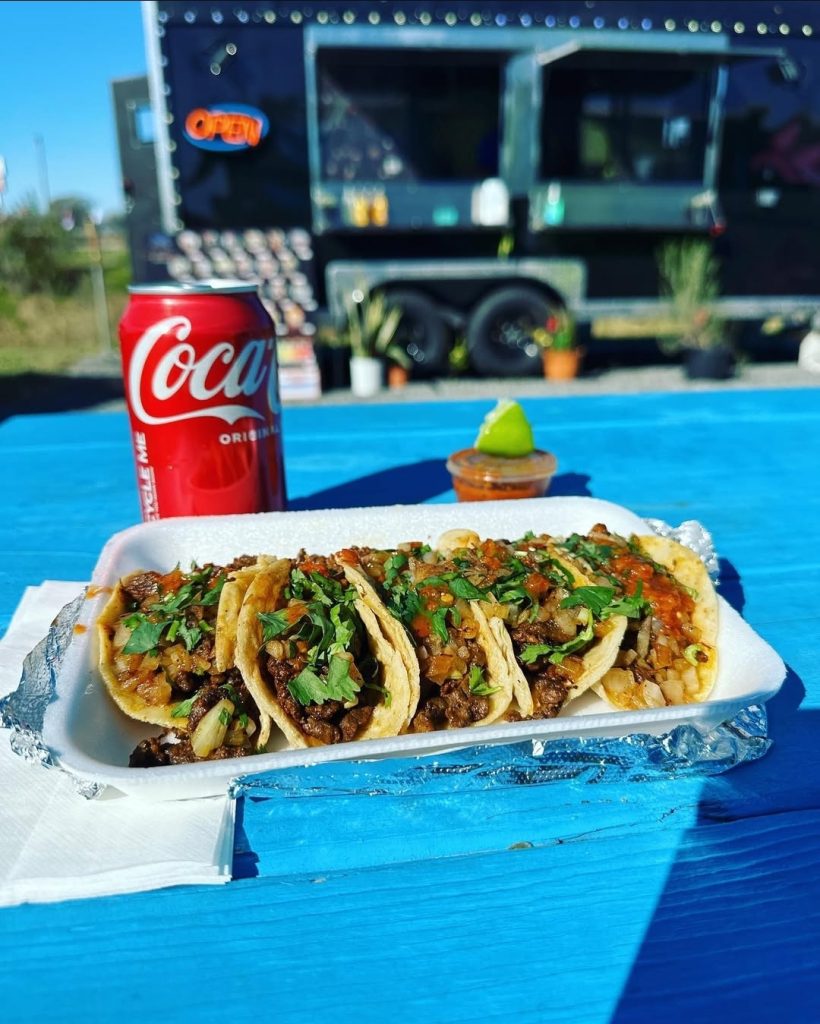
[385,290,450,377]
[467,286,556,377]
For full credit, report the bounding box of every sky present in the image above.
[0,1,146,216]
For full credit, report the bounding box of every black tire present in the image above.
[467,286,556,377]
[384,289,450,377]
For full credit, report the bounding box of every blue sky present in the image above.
[0,1,146,215]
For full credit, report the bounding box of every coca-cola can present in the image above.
[119,281,286,520]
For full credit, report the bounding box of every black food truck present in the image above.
[116,0,820,381]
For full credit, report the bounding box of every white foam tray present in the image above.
[43,497,786,800]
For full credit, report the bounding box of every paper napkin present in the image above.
[0,582,235,907]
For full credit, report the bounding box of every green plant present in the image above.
[448,335,469,374]
[532,308,576,352]
[339,288,410,368]
[496,231,514,261]
[657,239,725,352]
[0,206,80,295]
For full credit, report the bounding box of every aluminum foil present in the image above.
[0,519,763,801]
[231,704,770,799]
[644,517,720,577]
[0,591,104,799]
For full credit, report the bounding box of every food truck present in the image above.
[116,1,820,379]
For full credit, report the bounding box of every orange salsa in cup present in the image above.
[446,448,558,502]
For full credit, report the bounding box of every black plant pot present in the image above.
[684,346,736,380]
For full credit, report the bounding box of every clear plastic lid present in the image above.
[446,448,557,483]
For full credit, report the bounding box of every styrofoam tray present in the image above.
[42,497,786,800]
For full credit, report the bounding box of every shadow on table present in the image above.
[611,563,816,1019]
[0,373,124,422]
[611,674,819,1018]
[289,464,592,510]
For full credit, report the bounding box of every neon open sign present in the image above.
[183,104,269,151]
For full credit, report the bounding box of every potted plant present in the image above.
[534,309,581,380]
[657,239,735,379]
[340,288,409,398]
[387,360,410,389]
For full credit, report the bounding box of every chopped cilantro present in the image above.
[218,707,232,727]
[559,582,649,621]
[423,574,487,601]
[170,694,197,719]
[121,565,226,655]
[259,608,296,640]
[467,665,501,697]
[562,535,615,569]
[559,585,616,617]
[287,655,361,706]
[177,621,202,652]
[430,607,450,644]
[384,552,408,585]
[288,667,326,706]
[328,603,355,656]
[519,613,595,666]
[605,583,651,619]
[122,618,168,655]
[199,576,227,605]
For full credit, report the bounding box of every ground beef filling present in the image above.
[262,655,376,745]
[349,547,495,732]
[129,673,259,767]
[411,635,489,731]
[509,620,586,719]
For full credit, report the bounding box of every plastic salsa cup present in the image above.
[446,448,558,502]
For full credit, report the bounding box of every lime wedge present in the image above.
[474,400,535,457]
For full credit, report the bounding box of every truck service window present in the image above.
[541,53,711,184]
[317,49,502,183]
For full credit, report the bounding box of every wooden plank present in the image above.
[2,810,819,1023]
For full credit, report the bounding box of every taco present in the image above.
[97,557,271,765]
[556,525,718,710]
[428,530,628,719]
[338,543,513,732]
[234,553,413,748]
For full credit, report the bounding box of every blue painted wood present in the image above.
[1,388,819,1023]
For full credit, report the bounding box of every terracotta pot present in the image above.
[387,364,409,389]
[543,348,582,381]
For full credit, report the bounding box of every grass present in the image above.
[0,247,130,376]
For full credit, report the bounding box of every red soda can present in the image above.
[119,281,287,520]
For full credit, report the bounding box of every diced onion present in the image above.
[603,669,634,695]
[639,681,666,708]
[660,678,684,704]
[191,699,235,758]
[436,528,480,553]
[636,617,652,659]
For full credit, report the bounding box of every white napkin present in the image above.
[0,582,235,906]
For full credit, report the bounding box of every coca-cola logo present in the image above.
[128,316,277,426]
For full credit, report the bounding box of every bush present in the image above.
[0,209,80,295]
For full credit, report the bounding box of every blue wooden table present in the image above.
[1,389,818,1022]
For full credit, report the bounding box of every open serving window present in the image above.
[531,39,782,231]
[309,42,507,232]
